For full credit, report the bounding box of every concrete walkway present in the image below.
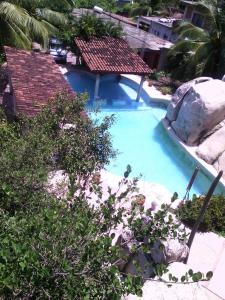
[121,74,171,105]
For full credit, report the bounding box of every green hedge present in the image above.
[176,195,225,236]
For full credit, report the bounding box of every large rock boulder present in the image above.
[115,229,155,279]
[171,79,225,145]
[214,151,225,175]
[151,239,189,264]
[196,125,225,164]
[166,77,212,123]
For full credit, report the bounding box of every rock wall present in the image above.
[165,77,225,179]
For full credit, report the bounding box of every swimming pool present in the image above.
[65,70,224,196]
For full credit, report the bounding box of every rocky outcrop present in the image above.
[151,239,189,264]
[32,42,42,52]
[115,229,155,279]
[171,79,225,145]
[166,77,212,123]
[196,125,225,164]
[214,151,225,174]
[165,77,225,180]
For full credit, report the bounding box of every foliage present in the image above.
[0,174,190,298]
[176,194,225,236]
[0,0,74,49]
[130,5,151,17]
[59,13,123,50]
[116,3,134,16]
[117,0,180,17]
[0,92,115,214]
[158,86,173,95]
[168,0,225,79]
[0,52,5,65]
[148,70,179,94]
[149,70,167,81]
[74,0,116,11]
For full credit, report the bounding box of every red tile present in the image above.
[75,37,150,75]
[4,46,75,116]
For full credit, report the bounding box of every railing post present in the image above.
[183,166,199,201]
[184,170,223,263]
[94,73,100,101]
[136,75,145,102]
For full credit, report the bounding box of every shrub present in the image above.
[159,86,173,95]
[176,194,225,236]
[0,169,193,299]
[149,70,167,81]
[130,5,151,17]
[0,92,115,214]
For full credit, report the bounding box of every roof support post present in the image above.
[94,73,100,101]
[136,75,145,102]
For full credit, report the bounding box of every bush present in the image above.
[0,92,115,214]
[176,195,225,236]
[130,5,151,17]
[149,70,167,81]
[159,86,173,95]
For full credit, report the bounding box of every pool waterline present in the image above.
[65,71,225,196]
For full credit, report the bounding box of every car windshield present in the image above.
[50,44,62,50]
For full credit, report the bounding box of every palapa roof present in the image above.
[75,37,151,75]
[4,46,74,116]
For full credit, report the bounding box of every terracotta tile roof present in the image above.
[75,37,151,75]
[4,46,75,116]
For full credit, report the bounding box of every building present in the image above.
[180,0,206,29]
[137,0,208,43]
[3,46,74,117]
[137,16,181,43]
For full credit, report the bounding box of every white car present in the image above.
[49,38,67,63]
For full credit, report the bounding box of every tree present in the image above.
[168,0,225,80]
[74,0,116,11]
[0,0,74,49]
[59,13,123,50]
[0,92,115,213]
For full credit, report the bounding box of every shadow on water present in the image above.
[65,72,146,109]
[153,122,224,196]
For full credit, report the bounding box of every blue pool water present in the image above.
[65,71,224,197]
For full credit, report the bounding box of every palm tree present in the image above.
[0,0,74,49]
[168,0,225,79]
[73,14,123,40]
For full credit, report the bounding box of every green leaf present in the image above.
[19,261,26,271]
[206,271,213,280]
[188,269,193,276]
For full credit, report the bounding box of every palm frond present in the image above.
[0,1,27,26]
[169,40,199,55]
[191,41,212,65]
[36,8,68,26]
[0,19,31,48]
[178,26,209,42]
